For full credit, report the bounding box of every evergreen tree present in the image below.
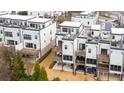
[32,62,41,80]
[40,67,48,81]
[32,63,48,81]
[11,51,26,81]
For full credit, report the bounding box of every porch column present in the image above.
[108,72,110,81]
[120,74,122,81]
[73,63,76,75]
[61,61,63,72]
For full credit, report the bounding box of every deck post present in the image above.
[120,74,122,81]
[108,72,109,81]
[61,59,63,71]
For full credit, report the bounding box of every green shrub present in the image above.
[111,41,117,46]
[52,77,61,81]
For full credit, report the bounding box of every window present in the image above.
[24,22,27,26]
[34,44,37,49]
[76,56,85,61]
[44,33,45,36]
[35,24,38,29]
[7,40,15,45]
[64,45,67,49]
[112,35,115,39]
[44,40,46,43]
[20,22,23,26]
[17,32,19,36]
[13,20,18,25]
[25,43,33,48]
[0,38,2,42]
[23,34,31,40]
[62,28,67,32]
[101,49,107,55]
[30,24,35,28]
[1,30,2,34]
[58,41,62,47]
[88,48,91,53]
[87,58,97,65]
[79,43,85,50]
[87,21,90,25]
[5,32,13,37]
[63,55,72,61]
[15,41,17,45]
[30,12,32,15]
[110,65,121,72]
[76,29,79,32]
[42,24,45,28]
[35,35,37,39]
[0,19,4,23]
[92,31,94,35]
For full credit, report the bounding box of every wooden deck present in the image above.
[75,50,86,56]
[97,64,109,72]
[98,55,110,63]
[20,48,39,56]
[75,60,85,66]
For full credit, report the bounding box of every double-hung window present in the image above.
[23,34,31,40]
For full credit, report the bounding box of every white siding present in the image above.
[22,29,40,50]
[4,27,21,45]
[99,43,110,55]
[40,22,56,50]
[86,44,98,59]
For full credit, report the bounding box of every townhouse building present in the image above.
[71,11,98,27]
[0,14,56,61]
[28,11,66,18]
[55,21,83,72]
[119,12,124,28]
[55,20,124,81]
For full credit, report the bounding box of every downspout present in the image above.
[96,45,99,79]
[120,52,124,81]
[61,41,63,71]
[39,30,42,58]
[22,31,24,49]
[73,40,75,75]
[3,27,5,45]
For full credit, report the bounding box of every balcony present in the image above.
[98,54,110,63]
[75,50,86,56]
[75,60,85,66]
[20,48,39,56]
[98,64,109,72]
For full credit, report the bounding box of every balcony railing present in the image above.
[75,60,85,66]
[75,50,86,56]
[97,64,109,72]
[98,54,110,63]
